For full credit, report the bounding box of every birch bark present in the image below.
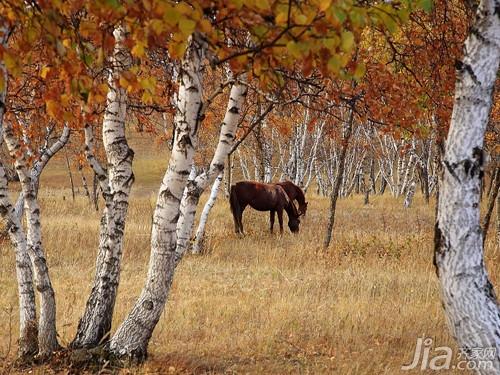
[192,172,223,254]
[175,80,246,259]
[434,1,500,372]
[108,35,205,361]
[72,26,134,349]
[0,24,38,356]
[3,122,60,356]
[324,105,355,248]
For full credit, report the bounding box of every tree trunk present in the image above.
[379,175,387,195]
[496,187,500,248]
[0,165,38,357]
[434,2,500,373]
[324,104,355,248]
[225,154,232,198]
[3,123,60,356]
[403,181,416,209]
[192,172,223,254]
[482,167,500,245]
[175,80,246,259]
[0,25,38,356]
[72,26,134,349]
[65,152,75,202]
[108,35,205,362]
[92,172,99,211]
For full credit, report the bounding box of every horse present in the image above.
[230,181,301,234]
[275,181,308,216]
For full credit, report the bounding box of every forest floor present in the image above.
[0,134,498,374]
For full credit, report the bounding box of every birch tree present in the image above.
[72,26,135,349]
[324,102,355,248]
[434,1,500,373]
[0,22,38,358]
[3,121,60,356]
[107,35,205,361]
[175,79,247,259]
[192,172,223,254]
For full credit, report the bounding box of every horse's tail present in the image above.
[229,184,239,217]
[230,184,242,233]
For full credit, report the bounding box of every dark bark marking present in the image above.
[142,300,154,311]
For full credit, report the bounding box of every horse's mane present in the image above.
[292,183,306,204]
[282,180,306,205]
[284,192,300,218]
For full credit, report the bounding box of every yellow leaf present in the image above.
[230,0,244,9]
[168,40,188,59]
[141,91,153,104]
[175,2,193,15]
[255,0,270,10]
[45,100,58,119]
[340,31,354,52]
[150,19,164,35]
[63,110,74,122]
[40,66,51,79]
[179,18,196,37]
[275,11,288,25]
[286,41,302,58]
[319,0,332,11]
[3,52,17,72]
[131,41,146,58]
[60,94,71,107]
[98,83,109,95]
[327,56,341,74]
[140,77,156,92]
[294,14,307,25]
[353,62,366,80]
[119,76,129,89]
[199,19,212,34]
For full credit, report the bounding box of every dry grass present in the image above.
[0,135,498,374]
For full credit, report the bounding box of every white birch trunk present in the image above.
[0,165,38,357]
[237,148,250,180]
[435,2,500,373]
[73,26,134,349]
[192,172,223,254]
[14,125,70,217]
[0,24,38,356]
[175,80,246,259]
[403,181,416,209]
[3,122,59,356]
[108,35,205,361]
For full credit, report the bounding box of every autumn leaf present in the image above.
[179,18,196,37]
[132,41,147,58]
[45,99,59,119]
[353,62,366,80]
[255,0,271,11]
[319,0,332,12]
[340,31,354,52]
[418,0,433,13]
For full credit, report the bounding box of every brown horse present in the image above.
[230,181,300,234]
[276,181,308,216]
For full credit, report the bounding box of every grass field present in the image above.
[0,134,498,374]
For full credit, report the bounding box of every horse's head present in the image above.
[298,201,308,216]
[287,199,301,233]
[288,217,300,233]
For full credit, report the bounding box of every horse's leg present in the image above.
[238,204,246,234]
[277,209,284,234]
[233,208,240,233]
[270,210,275,233]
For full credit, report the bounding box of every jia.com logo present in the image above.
[401,337,497,371]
